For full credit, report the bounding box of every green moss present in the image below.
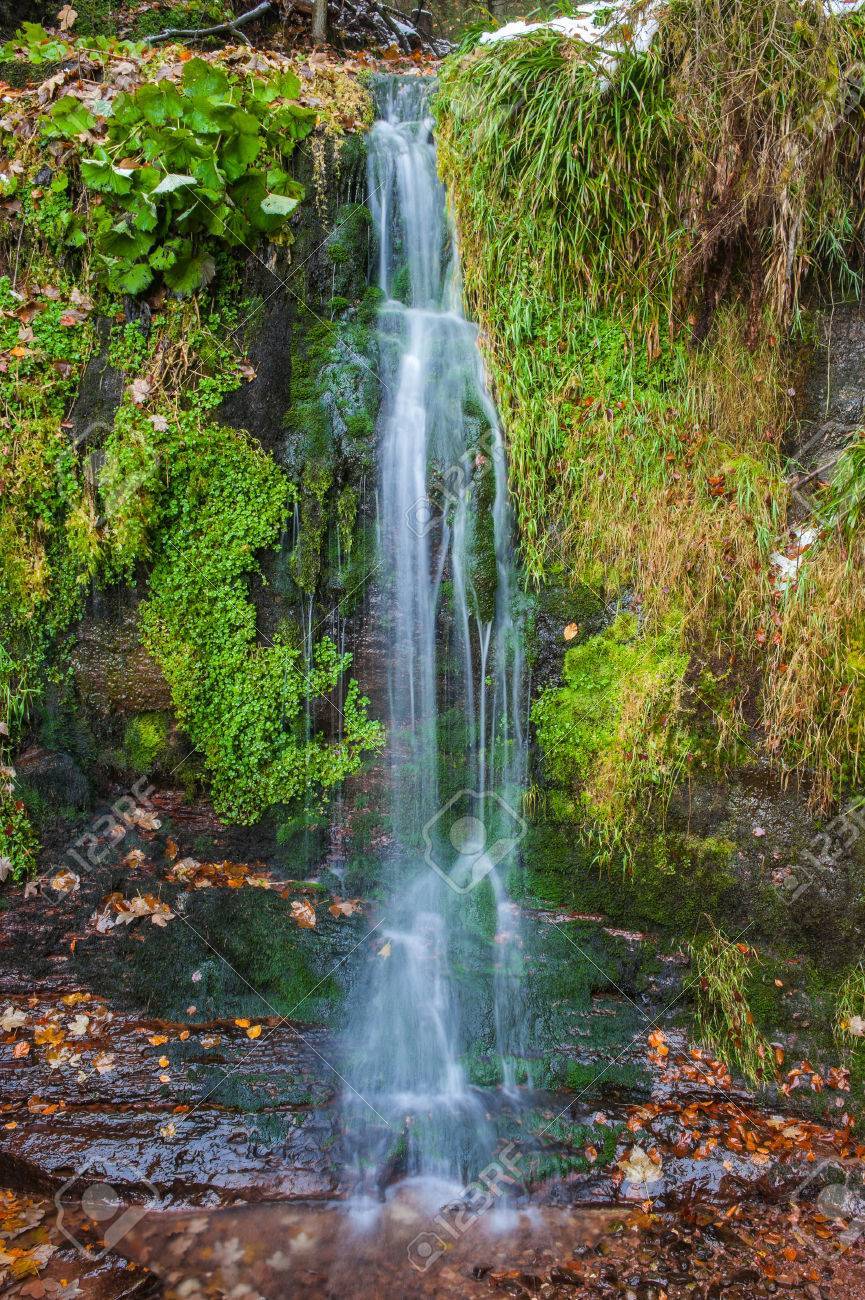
[468,460,497,623]
[326,203,372,299]
[136,413,382,823]
[122,712,170,774]
[436,4,865,808]
[520,822,737,935]
[75,887,352,1025]
[531,613,689,857]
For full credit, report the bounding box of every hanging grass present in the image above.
[436,0,865,823]
[690,923,772,1084]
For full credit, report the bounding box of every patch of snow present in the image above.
[478,0,865,69]
[479,2,659,79]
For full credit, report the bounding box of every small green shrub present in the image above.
[135,413,384,823]
[0,776,39,882]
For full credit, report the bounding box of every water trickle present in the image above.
[343,76,528,1189]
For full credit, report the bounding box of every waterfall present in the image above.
[342,76,527,1191]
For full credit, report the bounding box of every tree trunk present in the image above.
[311,0,327,43]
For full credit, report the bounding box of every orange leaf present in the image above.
[290,900,316,929]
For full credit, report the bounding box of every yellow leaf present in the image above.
[148,1034,168,1046]
[246,1025,262,1040]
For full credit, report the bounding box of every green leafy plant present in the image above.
[59,57,315,294]
[0,780,39,883]
[0,21,146,66]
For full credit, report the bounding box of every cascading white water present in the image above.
[343,76,527,1189]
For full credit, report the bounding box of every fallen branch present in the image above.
[147,0,275,44]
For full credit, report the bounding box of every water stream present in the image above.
[341,76,529,1190]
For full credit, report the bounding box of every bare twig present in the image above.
[147,0,275,44]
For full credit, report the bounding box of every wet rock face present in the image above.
[69,319,125,452]
[217,246,294,452]
[14,747,91,813]
[0,794,358,1208]
[787,301,865,511]
[72,589,172,720]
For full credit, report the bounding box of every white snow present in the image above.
[478,0,865,66]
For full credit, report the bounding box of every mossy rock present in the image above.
[73,888,357,1025]
[122,712,171,774]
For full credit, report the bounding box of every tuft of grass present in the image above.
[690,923,772,1084]
[835,962,865,1048]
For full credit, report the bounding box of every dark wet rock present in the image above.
[73,588,172,721]
[69,319,125,450]
[15,745,91,813]
[0,788,373,1208]
[218,246,293,452]
[787,301,865,515]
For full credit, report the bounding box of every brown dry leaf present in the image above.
[165,836,179,862]
[290,899,316,929]
[12,1041,30,1059]
[328,898,362,918]
[57,5,77,31]
[563,622,580,641]
[49,869,80,895]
